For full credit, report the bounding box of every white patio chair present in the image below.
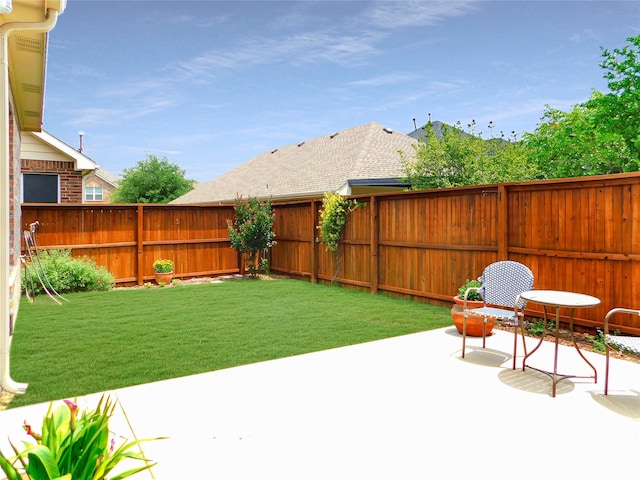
[603,308,640,395]
[461,260,534,369]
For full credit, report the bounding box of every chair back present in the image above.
[481,261,534,309]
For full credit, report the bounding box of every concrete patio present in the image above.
[0,327,638,479]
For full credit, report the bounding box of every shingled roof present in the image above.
[172,122,418,204]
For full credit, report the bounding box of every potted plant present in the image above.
[153,258,173,284]
[451,278,495,336]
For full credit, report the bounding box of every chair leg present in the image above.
[604,343,610,395]
[512,324,518,370]
[519,321,528,371]
[462,316,467,358]
[482,320,487,349]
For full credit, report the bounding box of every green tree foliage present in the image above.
[111,154,195,204]
[595,34,640,160]
[401,120,536,189]
[227,196,277,277]
[524,34,640,178]
[523,100,636,178]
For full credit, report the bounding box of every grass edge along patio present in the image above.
[7,279,452,409]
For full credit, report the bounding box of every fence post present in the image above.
[310,199,317,283]
[370,195,378,294]
[497,185,508,260]
[136,204,144,285]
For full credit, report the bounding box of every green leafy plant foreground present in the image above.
[0,395,160,480]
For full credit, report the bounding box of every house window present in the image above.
[85,186,104,201]
[22,174,59,203]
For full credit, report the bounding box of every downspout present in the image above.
[0,6,63,394]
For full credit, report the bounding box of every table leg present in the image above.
[524,305,598,397]
[552,306,560,397]
[522,307,548,371]
[568,309,598,383]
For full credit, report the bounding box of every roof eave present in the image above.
[30,130,97,171]
[2,0,67,131]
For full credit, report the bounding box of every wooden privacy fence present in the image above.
[21,204,239,285]
[22,172,640,334]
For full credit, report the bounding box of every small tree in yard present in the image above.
[227,196,276,277]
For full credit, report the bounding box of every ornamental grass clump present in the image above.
[0,395,161,480]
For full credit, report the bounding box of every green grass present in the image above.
[9,279,451,409]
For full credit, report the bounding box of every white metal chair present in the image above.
[603,308,640,395]
[461,261,534,369]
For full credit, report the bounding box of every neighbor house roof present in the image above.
[172,122,418,204]
[408,120,473,141]
[92,168,120,187]
[21,130,97,172]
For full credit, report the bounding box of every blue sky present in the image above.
[43,0,639,183]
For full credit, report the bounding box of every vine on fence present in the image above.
[317,192,363,253]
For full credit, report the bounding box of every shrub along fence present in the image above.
[22,172,640,334]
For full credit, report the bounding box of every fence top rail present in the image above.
[22,172,640,210]
[269,171,640,205]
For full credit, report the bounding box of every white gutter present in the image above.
[0,4,64,394]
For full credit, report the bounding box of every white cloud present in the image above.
[62,108,124,127]
[125,97,177,120]
[569,29,598,43]
[349,73,420,87]
[62,64,105,79]
[171,30,383,80]
[196,15,231,28]
[363,0,479,29]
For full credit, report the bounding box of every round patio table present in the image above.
[518,290,601,397]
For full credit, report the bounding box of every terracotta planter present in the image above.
[154,271,173,284]
[451,295,495,337]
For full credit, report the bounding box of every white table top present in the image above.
[519,290,601,308]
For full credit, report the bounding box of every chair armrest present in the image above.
[462,287,484,308]
[604,308,640,335]
[514,293,525,316]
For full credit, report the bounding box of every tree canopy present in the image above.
[403,34,640,188]
[401,120,536,189]
[523,34,640,178]
[111,155,195,204]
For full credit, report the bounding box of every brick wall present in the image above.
[21,159,83,203]
[8,108,20,267]
[84,173,116,203]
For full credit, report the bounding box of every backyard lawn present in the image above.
[8,278,452,408]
